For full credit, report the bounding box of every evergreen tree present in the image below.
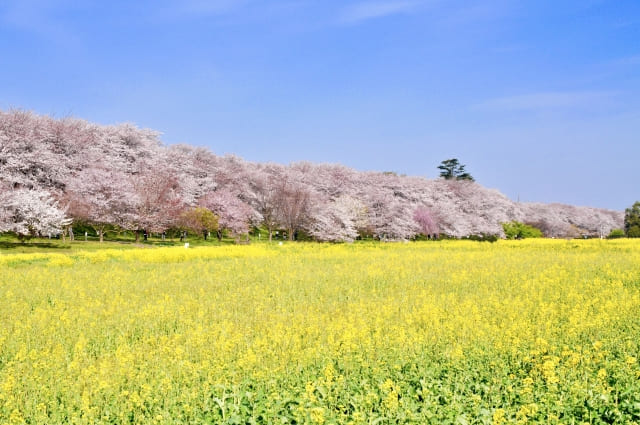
[624,201,640,237]
[437,158,474,181]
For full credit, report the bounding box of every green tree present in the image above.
[624,201,640,237]
[607,228,625,239]
[502,221,543,239]
[179,207,219,239]
[437,158,474,181]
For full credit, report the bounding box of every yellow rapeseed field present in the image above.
[0,240,639,424]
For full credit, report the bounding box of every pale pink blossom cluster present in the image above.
[0,110,624,241]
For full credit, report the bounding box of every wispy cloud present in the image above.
[473,91,619,111]
[338,1,420,25]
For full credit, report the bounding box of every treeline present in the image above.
[0,109,623,242]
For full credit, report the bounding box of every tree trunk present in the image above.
[288,228,294,241]
[99,227,104,243]
[268,229,272,242]
[135,230,140,243]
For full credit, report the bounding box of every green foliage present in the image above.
[179,207,219,234]
[624,201,640,238]
[502,221,543,239]
[412,233,441,241]
[437,158,474,181]
[464,233,499,242]
[608,228,626,239]
[70,220,95,235]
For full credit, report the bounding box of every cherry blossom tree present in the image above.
[200,189,255,240]
[274,178,314,241]
[518,203,622,238]
[414,206,439,238]
[0,189,70,240]
[213,155,254,196]
[127,166,185,242]
[65,166,137,242]
[0,108,626,243]
[364,192,417,240]
[0,110,65,190]
[353,172,420,240]
[0,183,11,232]
[98,123,162,172]
[246,165,282,241]
[164,144,217,205]
[308,195,367,242]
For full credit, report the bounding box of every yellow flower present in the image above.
[309,407,325,424]
[493,408,506,425]
[1,239,639,422]
[597,368,607,380]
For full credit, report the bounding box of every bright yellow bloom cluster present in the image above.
[0,239,639,423]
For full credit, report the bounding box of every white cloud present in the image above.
[338,1,420,25]
[473,91,619,111]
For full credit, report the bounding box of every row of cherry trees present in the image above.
[0,109,624,242]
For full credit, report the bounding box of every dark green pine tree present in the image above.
[437,158,474,181]
[624,201,640,237]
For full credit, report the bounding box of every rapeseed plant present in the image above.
[0,240,638,423]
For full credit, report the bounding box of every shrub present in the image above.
[464,233,499,242]
[502,221,543,239]
[608,228,625,239]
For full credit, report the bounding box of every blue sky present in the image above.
[1,0,639,210]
